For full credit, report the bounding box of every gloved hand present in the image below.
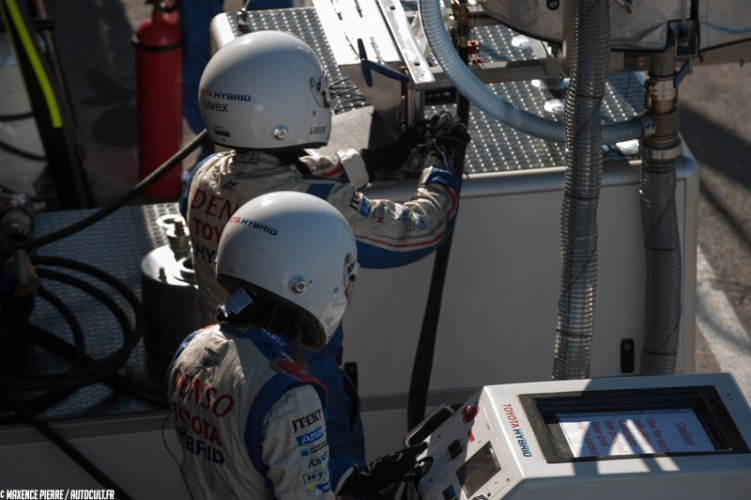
[424,112,471,176]
[336,443,427,497]
[429,112,471,151]
[360,123,426,178]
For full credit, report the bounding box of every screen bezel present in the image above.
[520,385,749,463]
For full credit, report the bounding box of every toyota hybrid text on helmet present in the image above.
[198,30,332,150]
[216,191,359,349]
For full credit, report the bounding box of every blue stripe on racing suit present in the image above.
[353,166,460,268]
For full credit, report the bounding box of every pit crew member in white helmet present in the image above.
[167,192,426,499]
[179,30,470,468]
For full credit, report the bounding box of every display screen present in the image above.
[520,385,749,463]
[557,408,716,458]
[456,442,501,497]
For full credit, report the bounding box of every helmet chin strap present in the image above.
[293,315,326,352]
[264,302,281,330]
[266,303,323,352]
[291,340,313,373]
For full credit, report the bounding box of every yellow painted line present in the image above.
[2,0,62,128]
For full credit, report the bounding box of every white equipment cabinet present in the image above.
[337,123,698,459]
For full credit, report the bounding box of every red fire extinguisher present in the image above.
[133,1,183,198]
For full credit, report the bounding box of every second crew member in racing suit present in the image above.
[180,30,470,467]
[168,191,426,499]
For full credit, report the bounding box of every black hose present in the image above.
[0,253,158,499]
[407,223,459,429]
[407,101,470,427]
[0,287,86,414]
[0,135,47,162]
[0,255,145,496]
[0,129,209,259]
[0,256,166,412]
[0,295,34,356]
[0,289,85,414]
[37,285,87,367]
[0,388,135,500]
[0,256,143,390]
[28,325,167,403]
[0,111,35,120]
[407,3,472,430]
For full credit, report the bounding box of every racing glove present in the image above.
[336,442,427,498]
[360,124,425,178]
[424,112,471,177]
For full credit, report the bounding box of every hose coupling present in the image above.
[645,76,677,109]
[639,142,683,162]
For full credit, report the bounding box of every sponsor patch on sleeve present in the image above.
[296,426,324,446]
[359,197,372,217]
[303,468,329,484]
[306,482,332,496]
[299,440,328,457]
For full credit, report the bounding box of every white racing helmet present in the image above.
[216,191,358,349]
[198,30,332,150]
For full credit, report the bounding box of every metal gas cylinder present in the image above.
[140,215,201,354]
[132,2,183,198]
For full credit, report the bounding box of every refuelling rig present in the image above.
[2,1,751,498]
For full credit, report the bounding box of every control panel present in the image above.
[415,373,751,500]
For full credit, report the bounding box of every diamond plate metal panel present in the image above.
[247,7,644,174]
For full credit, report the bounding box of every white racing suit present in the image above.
[180,148,460,466]
[167,323,353,499]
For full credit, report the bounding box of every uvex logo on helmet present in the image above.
[309,125,327,135]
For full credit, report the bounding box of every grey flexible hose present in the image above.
[640,143,682,374]
[552,0,610,380]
